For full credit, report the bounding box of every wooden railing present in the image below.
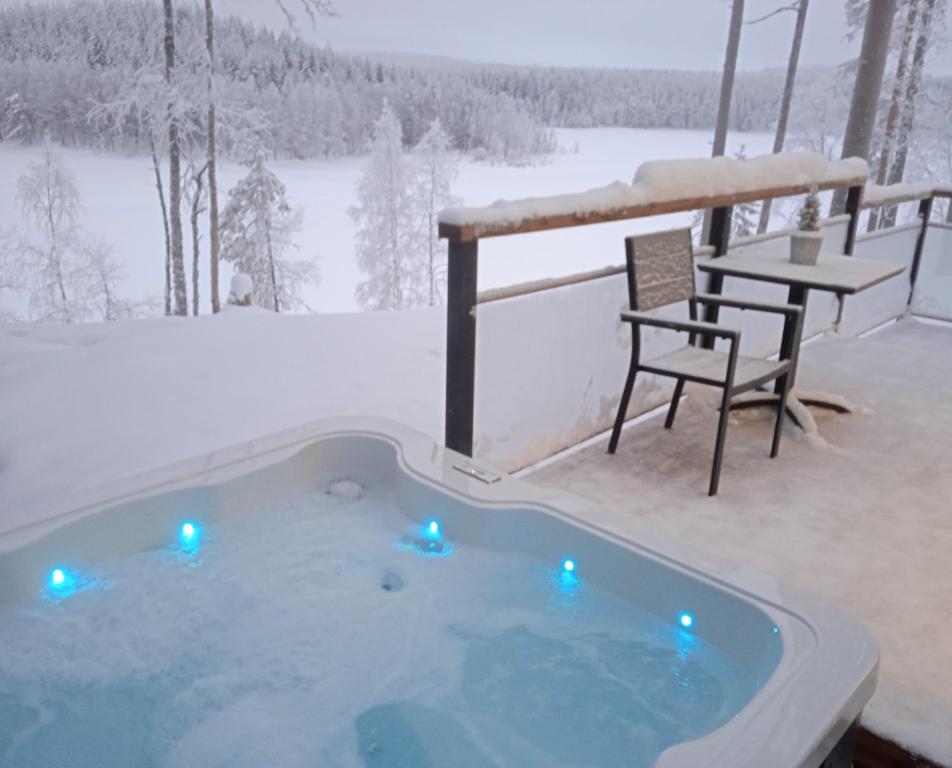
[438,170,948,457]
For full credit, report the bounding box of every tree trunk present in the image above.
[757,0,809,234]
[190,165,207,317]
[266,223,280,312]
[882,0,935,227]
[205,0,221,313]
[163,0,187,316]
[868,0,919,231]
[150,136,172,316]
[831,0,897,216]
[703,0,745,242]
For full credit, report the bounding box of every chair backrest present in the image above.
[624,228,696,311]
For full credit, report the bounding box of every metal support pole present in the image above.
[701,206,732,348]
[843,185,863,256]
[908,196,933,307]
[444,238,478,456]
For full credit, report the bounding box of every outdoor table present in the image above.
[696,249,906,426]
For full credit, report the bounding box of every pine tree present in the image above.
[411,118,458,306]
[350,102,420,311]
[2,92,34,143]
[219,152,313,312]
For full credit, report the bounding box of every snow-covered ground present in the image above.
[0,128,774,316]
[531,319,952,765]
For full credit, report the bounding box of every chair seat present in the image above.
[641,345,789,389]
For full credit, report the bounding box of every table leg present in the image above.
[701,273,724,350]
[776,284,807,393]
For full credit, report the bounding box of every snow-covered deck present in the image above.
[526,318,952,765]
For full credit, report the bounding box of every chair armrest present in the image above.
[694,293,802,318]
[620,310,738,340]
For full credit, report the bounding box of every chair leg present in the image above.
[608,361,639,454]
[709,388,732,496]
[665,378,686,429]
[771,374,791,458]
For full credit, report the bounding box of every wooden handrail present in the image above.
[439,177,865,242]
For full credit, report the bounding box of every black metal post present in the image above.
[843,185,863,256]
[444,238,478,456]
[701,205,732,348]
[819,719,859,768]
[908,196,933,307]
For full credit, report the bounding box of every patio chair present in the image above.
[607,228,803,496]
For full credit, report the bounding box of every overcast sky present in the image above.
[221,0,952,74]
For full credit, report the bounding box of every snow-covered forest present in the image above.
[0,0,950,321]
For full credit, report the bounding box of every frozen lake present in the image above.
[0,128,774,315]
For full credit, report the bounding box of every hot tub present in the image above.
[0,417,877,768]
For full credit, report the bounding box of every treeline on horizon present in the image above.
[4,0,936,163]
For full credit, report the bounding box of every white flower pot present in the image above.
[790,232,823,266]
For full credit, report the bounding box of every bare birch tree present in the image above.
[831,0,897,216]
[868,0,919,231]
[881,0,940,226]
[163,0,187,316]
[204,0,221,314]
[755,0,810,233]
[185,161,208,316]
[703,0,745,242]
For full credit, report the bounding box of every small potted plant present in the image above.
[791,187,823,265]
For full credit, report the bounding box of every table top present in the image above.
[696,249,906,294]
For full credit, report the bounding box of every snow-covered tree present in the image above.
[219,152,314,312]
[411,118,458,306]
[0,227,25,323]
[16,150,87,323]
[1,92,34,143]
[80,238,138,321]
[350,102,420,310]
[14,150,131,323]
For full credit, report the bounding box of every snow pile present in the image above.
[439,152,869,236]
[862,181,935,208]
[228,273,254,306]
[633,152,867,203]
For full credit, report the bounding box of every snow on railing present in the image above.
[439,151,869,241]
[860,182,936,209]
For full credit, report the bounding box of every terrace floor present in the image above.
[527,318,952,765]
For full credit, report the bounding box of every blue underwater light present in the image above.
[679,612,694,629]
[46,567,79,598]
[178,521,201,552]
[426,520,441,538]
[562,559,575,573]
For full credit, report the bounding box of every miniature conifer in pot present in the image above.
[791,187,823,265]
